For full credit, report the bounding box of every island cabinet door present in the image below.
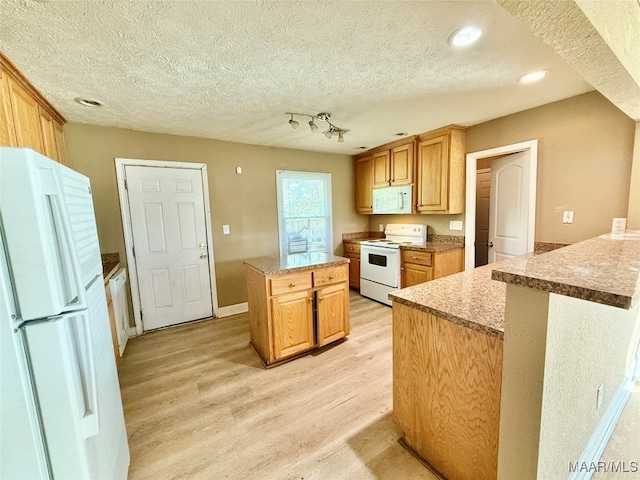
[316,283,349,346]
[270,289,314,361]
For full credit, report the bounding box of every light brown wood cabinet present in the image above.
[0,53,66,164]
[393,302,502,480]
[246,262,350,367]
[355,155,373,214]
[352,126,466,215]
[372,140,415,188]
[400,247,464,288]
[416,125,466,214]
[343,242,361,290]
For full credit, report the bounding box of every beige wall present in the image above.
[537,294,640,477]
[498,285,640,479]
[64,123,367,307]
[628,122,640,229]
[467,91,635,244]
[366,92,635,243]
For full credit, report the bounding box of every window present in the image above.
[276,170,333,258]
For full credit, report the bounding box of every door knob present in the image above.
[200,253,207,259]
[487,242,494,247]
[199,243,206,249]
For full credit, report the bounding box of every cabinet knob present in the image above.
[319,296,324,301]
[309,297,313,302]
[412,256,418,260]
[289,282,296,287]
[329,275,335,279]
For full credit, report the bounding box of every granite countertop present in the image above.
[492,231,640,309]
[389,263,506,338]
[103,261,120,284]
[400,242,463,253]
[244,253,349,276]
[101,252,121,284]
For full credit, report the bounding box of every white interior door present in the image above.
[125,165,213,330]
[488,151,531,263]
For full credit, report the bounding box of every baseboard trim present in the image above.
[217,302,248,317]
[568,376,634,480]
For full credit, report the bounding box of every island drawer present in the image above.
[313,265,348,287]
[270,271,312,296]
[401,250,432,266]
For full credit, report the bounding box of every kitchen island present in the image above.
[244,253,350,367]
[389,231,640,480]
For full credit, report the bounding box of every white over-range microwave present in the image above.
[372,185,412,214]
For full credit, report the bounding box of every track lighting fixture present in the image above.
[285,112,349,142]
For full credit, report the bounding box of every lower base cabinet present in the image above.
[344,242,361,290]
[401,248,463,288]
[246,263,350,367]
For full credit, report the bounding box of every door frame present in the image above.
[464,140,538,271]
[115,158,219,335]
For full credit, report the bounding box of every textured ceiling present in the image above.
[0,0,610,154]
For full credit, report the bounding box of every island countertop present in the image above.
[243,253,349,276]
[492,231,640,310]
[389,263,506,338]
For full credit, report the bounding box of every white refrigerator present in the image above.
[0,148,130,479]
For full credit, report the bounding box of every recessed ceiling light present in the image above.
[518,70,549,84]
[75,97,104,107]
[356,146,367,150]
[394,132,408,137]
[448,25,482,47]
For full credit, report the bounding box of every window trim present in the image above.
[275,170,333,258]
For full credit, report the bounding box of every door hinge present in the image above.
[124,178,128,190]
[132,246,135,257]
[140,310,143,320]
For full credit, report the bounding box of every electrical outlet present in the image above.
[562,211,574,224]
[596,384,604,410]
[612,217,627,235]
[223,224,230,235]
[378,224,384,232]
[449,220,463,231]
[235,166,242,174]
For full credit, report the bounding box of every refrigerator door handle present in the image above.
[49,170,87,311]
[60,311,99,439]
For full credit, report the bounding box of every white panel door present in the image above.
[488,151,531,263]
[125,166,213,330]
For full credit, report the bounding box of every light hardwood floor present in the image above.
[119,292,640,480]
[118,291,438,480]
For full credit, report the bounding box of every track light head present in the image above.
[285,112,348,142]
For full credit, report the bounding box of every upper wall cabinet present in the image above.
[355,154,373,214]
[371,139,415,188]
[416,125,466,214]
[0,53,66,164]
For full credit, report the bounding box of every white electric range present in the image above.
[360,224,427,306]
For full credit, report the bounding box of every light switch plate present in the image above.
[562,211,574,224]
[612,217,627,235]
[449,220,463,231]
[223,224,230,235]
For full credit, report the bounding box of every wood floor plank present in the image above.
[119,291,640,479]
[118,291,439,480]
